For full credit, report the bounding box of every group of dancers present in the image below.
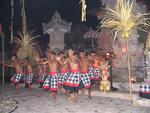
[9,48,110,102]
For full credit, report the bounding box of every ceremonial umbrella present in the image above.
[84,28,98,49]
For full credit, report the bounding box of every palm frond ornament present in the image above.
[100,0,150,101]
[100,0,150,39]
[146,32,150,50]
[80,0,87,22]
[14,31,39,60]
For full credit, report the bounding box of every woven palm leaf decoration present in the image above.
[80,0,87,22]
[100,0,150,39]
[14,31,39,60]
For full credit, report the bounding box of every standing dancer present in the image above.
[37,61,43,88]
[10,56,23,94]
[93,53,101,81]
[89,51,101,81]
[64,48,81,102]
[43,51,59,100]
[37,57,47,88]
[88,51,101,97]
[79,51,91,98]
[25,59,33,90]
[57,52,69,90]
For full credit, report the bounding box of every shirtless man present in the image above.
[89,51,101,81]
[25,59,33,90]
[37,57,47,88]
[10,56,23,95]
[64,48,81,102]
[79,51,91,98]
[42,51,59,99]
[88,51,102,97]
[57,51,69,88]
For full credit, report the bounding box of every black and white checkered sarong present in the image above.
[38,73,47,83]
[88,67,95,80]
[58,72,69,86]
[43,73,58,91]
[64,72,81,87]
[80,73,91,88]
[50,74,58,91]
[10,73,23,84]
[43,75,51,89]
[93,68,101,80]
[140,83,150,93]
[25,73,33,84]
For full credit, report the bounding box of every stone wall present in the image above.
[112,30,146,83]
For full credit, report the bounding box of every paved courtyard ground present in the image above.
[0,84,150,113]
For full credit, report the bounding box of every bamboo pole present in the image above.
[10,0,14,43]
[126,39,132,100]
[2,33,5,85]
[80,0,87,22]
[21,0,27,33]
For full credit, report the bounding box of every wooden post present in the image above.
[126,39,132,100]
[10,0,14,43]
[2,33,5,85]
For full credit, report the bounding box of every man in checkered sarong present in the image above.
[64,48,81,102]
[91,51,101,81]
[57,51,69,90]
[37,57,47,88]
[88,51,102,97]
[79,50,91,98]
[88,51,98,82]
[42,51,59,100]
[10,56,23,95]
[24,59,33,90]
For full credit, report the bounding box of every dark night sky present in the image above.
[0,0,101,52]
[0,0,150,53]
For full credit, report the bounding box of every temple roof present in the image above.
[42,11,72,34]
